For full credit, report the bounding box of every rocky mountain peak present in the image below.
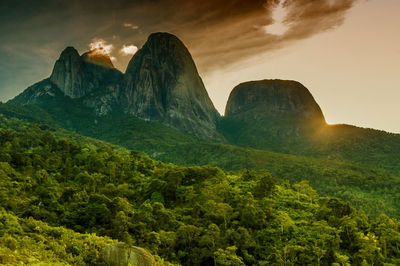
[50,46,85,98]
[49,46,122,99]
[122,32,222,140]
[60,46,80,57]
[225,79,326,124]
[11,33,223,140]
[81,49,115,69]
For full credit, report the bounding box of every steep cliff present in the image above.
[121,32,222,140]
[49,47,122,99]
[225,79,325,123]
[219,79,326,151]
[11,33,222,140]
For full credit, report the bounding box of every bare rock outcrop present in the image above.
[122,32,222,140]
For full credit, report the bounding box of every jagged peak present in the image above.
[81,49,115,69]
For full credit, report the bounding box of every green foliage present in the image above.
[1,116,400,265]
[0,209,115,265]
[156,142,400,218]
[2,102,400,219]
[218,114,400,174]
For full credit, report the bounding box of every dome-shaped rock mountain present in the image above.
[218,79,327,152]
[225,79,326,124]
[121,32,222,140]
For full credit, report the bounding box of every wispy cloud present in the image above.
[264,1,290,35]
[123,23,139,30]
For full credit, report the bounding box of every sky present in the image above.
[0,0,399,133]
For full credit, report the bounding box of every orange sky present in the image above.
[203,0,400,133]
[0,0,398,133]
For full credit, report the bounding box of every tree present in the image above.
[254,171,277,198]
[214,246,244,266]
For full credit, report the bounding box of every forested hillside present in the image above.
[1,105,400,219]
[155,142,400,219]
[0,209,116,264]
[1,116,400,265]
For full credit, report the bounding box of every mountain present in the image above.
[121,32,222,140]
[9,33,222,140]
[220,79,325,151]
[49,46,122,99]
[225,80,325,123]
[218,79,400,173]
[6,32,400,173]
[3,32,400,265]
[81,48,115,68]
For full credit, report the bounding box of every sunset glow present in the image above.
[264,1,289,35]
[0,0,399,133]
[89,39,113,55]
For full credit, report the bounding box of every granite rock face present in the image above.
[218,79,327,151]
[11,33,223,140]
[49,47,84,98]
[9,79,64,105]
[121,32,222,140]
[49,47,122,99]
[225,79,326,125]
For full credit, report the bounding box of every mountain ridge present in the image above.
[7,32,400,175]
[10,32,223,140]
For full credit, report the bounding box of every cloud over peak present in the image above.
[120,44,138,55]
[89,39,114,55]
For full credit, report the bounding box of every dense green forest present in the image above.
[0,208,116,264]
[2,104,400,219]
[2,100,400,176]
[218,109,400,175]
[1,116,400,265]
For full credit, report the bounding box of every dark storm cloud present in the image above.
[0,0,358,101]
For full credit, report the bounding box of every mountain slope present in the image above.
[122,32,222,140]
[219,79,400,174]
[10,33,222,140]
[49,46,122,99]
[1,116,400,265]
[9,33,400,173]
[1,110,400,218]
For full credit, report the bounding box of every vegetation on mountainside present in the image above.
[1,116,400,265]
[1,104,400,219]
[0,208,116,265]
[218,113,400,174]
[0,101,199,153]
[3,99,400,176]
[155,142,400,219]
